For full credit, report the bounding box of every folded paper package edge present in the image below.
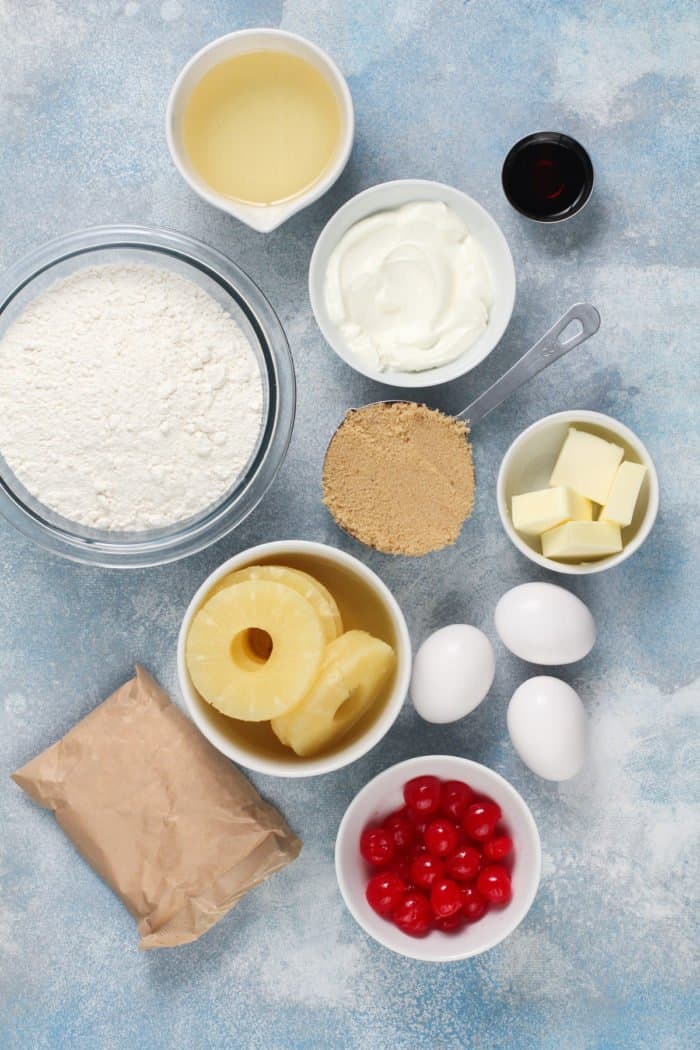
[11,665,302,948]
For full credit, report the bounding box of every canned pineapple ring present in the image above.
[209,563,342,641]
[272,630,396,756]
[186,580,326,721]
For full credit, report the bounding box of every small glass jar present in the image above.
[502,132,594,222]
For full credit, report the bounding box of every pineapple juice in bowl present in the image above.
[177,541,412,777]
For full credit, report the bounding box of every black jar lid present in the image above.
[502,132,594,222]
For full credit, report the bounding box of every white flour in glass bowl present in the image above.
[0,263,263,531]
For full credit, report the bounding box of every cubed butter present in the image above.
[542,520,623,561]
[600,461,646,526]
[549,428,624,504]
[512,486,593,536]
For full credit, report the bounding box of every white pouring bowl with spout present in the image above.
[166,29,354,233]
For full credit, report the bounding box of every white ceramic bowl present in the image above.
[177,540,411,777]
[335,755,541,961]
[308,179,516,387]
[497,410,659,575]
[166,29,354,233]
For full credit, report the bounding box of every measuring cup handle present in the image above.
[458,303,601,426]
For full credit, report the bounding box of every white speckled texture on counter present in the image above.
[1,2,698,1048]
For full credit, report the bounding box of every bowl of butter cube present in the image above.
[497,410,659,575]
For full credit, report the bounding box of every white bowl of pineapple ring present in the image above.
[497,410,659,575]
[177,540,412,777]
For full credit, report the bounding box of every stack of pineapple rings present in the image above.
[185,565,396,757]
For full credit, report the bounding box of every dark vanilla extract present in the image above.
[502,133,593,221]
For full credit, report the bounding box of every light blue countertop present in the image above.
[1,2,698,1048]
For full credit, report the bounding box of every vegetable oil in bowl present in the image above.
[183,50,343,206]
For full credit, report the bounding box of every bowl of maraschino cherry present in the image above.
[335,756,541,961]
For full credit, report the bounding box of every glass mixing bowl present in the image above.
[0,226,295,567]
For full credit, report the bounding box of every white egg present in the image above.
[494,582,595,665]
[410,625,495,724]
[507,676,586,781]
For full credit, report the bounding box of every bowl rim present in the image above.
[165,28,355,233]
[496,409,660,575]
[308,178,516,388]
[0,224,296,568]
[335,755,542,961]
[176,539,412,778]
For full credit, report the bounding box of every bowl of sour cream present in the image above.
[309,179,515,388]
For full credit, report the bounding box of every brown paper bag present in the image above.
[12,665,302,948]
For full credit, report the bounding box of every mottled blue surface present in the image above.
[1,2,698,1048]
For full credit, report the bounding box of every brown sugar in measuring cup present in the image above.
[323,402,475,556]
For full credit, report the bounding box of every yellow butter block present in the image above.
[542,520,623,561]
[550,428,624,504]
[512,486,593,536]
[600,461,646,526]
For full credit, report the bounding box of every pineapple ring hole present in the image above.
[230,628,274,671]
[333,687,363,724]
